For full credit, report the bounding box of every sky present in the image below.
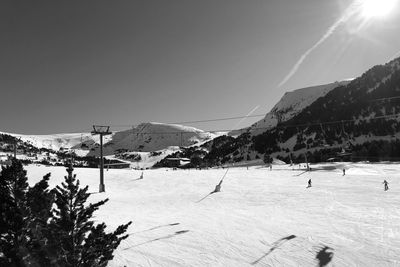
[1,0,400,134]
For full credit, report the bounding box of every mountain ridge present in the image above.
[1,122,223,159]
[244,80,352,136]
[156,56,400,167]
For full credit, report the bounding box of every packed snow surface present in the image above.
[25,163,400,266]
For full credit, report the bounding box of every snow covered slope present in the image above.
[25,163,400,266]
[1,122,221,158]
[106,146,182,169]
[0,131,98,151]
[231,80,351,136]
[88,122,220,156]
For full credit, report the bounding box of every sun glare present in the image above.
[360,0,397,18]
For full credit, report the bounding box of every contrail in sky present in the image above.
[232,105,260,130]
[278,2,361,88]
[232,105,260,131]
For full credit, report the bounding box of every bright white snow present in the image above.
[24,163,400,266]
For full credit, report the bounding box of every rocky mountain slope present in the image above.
[161,56,400,167]
[244,80,352,136]
[251,56,400,161]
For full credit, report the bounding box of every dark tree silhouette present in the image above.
[0,159,53,266]
[0,160,132,267]
[48,164,132,266]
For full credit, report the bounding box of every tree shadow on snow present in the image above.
[311,166,337,171]
[123,230,189,250]
[294,170,309,177]
[251,235,296,265]
[129,223,180,235]
[316,246,334,267]
[196,191,217,203]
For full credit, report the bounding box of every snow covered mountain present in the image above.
[5,56,400,167]
[1,122,222,158]
[0,131,95,151]
[88,122,220,156]
[251,56,400,161]
[0,131,105,157]
[230,80,352,136]
[167,56,400,166]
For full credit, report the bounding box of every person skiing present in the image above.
[139,172,144,179]
[307,179,312,188]
[383,180,389,191]
[343,168,346,176]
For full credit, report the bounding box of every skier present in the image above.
[343,168,346,176]
[139,172,144,179]
[383,180,389,191]
[270,165,272,171]
[307,179,312,188]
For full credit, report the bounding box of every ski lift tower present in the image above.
[13,138,17,159]
[13,137,21,159]
[91,125,112,193]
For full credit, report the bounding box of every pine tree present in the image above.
[1,160,132,266]
[263,154,272,165]
[0,159,53,266]
[0,159,30,266]
[25,173,54,266]
[49,164,132,267]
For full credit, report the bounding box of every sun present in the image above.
[360,0,397,18]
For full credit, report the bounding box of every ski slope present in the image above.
[0,131,99,151]
[88,122,220,156]
[25,163,400,266]
[105,146,182,169]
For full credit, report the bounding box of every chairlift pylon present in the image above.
[341,121,353,151]
[335,120,353,157]
[319,123,330,147]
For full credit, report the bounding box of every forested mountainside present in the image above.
[156,57,400,167]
